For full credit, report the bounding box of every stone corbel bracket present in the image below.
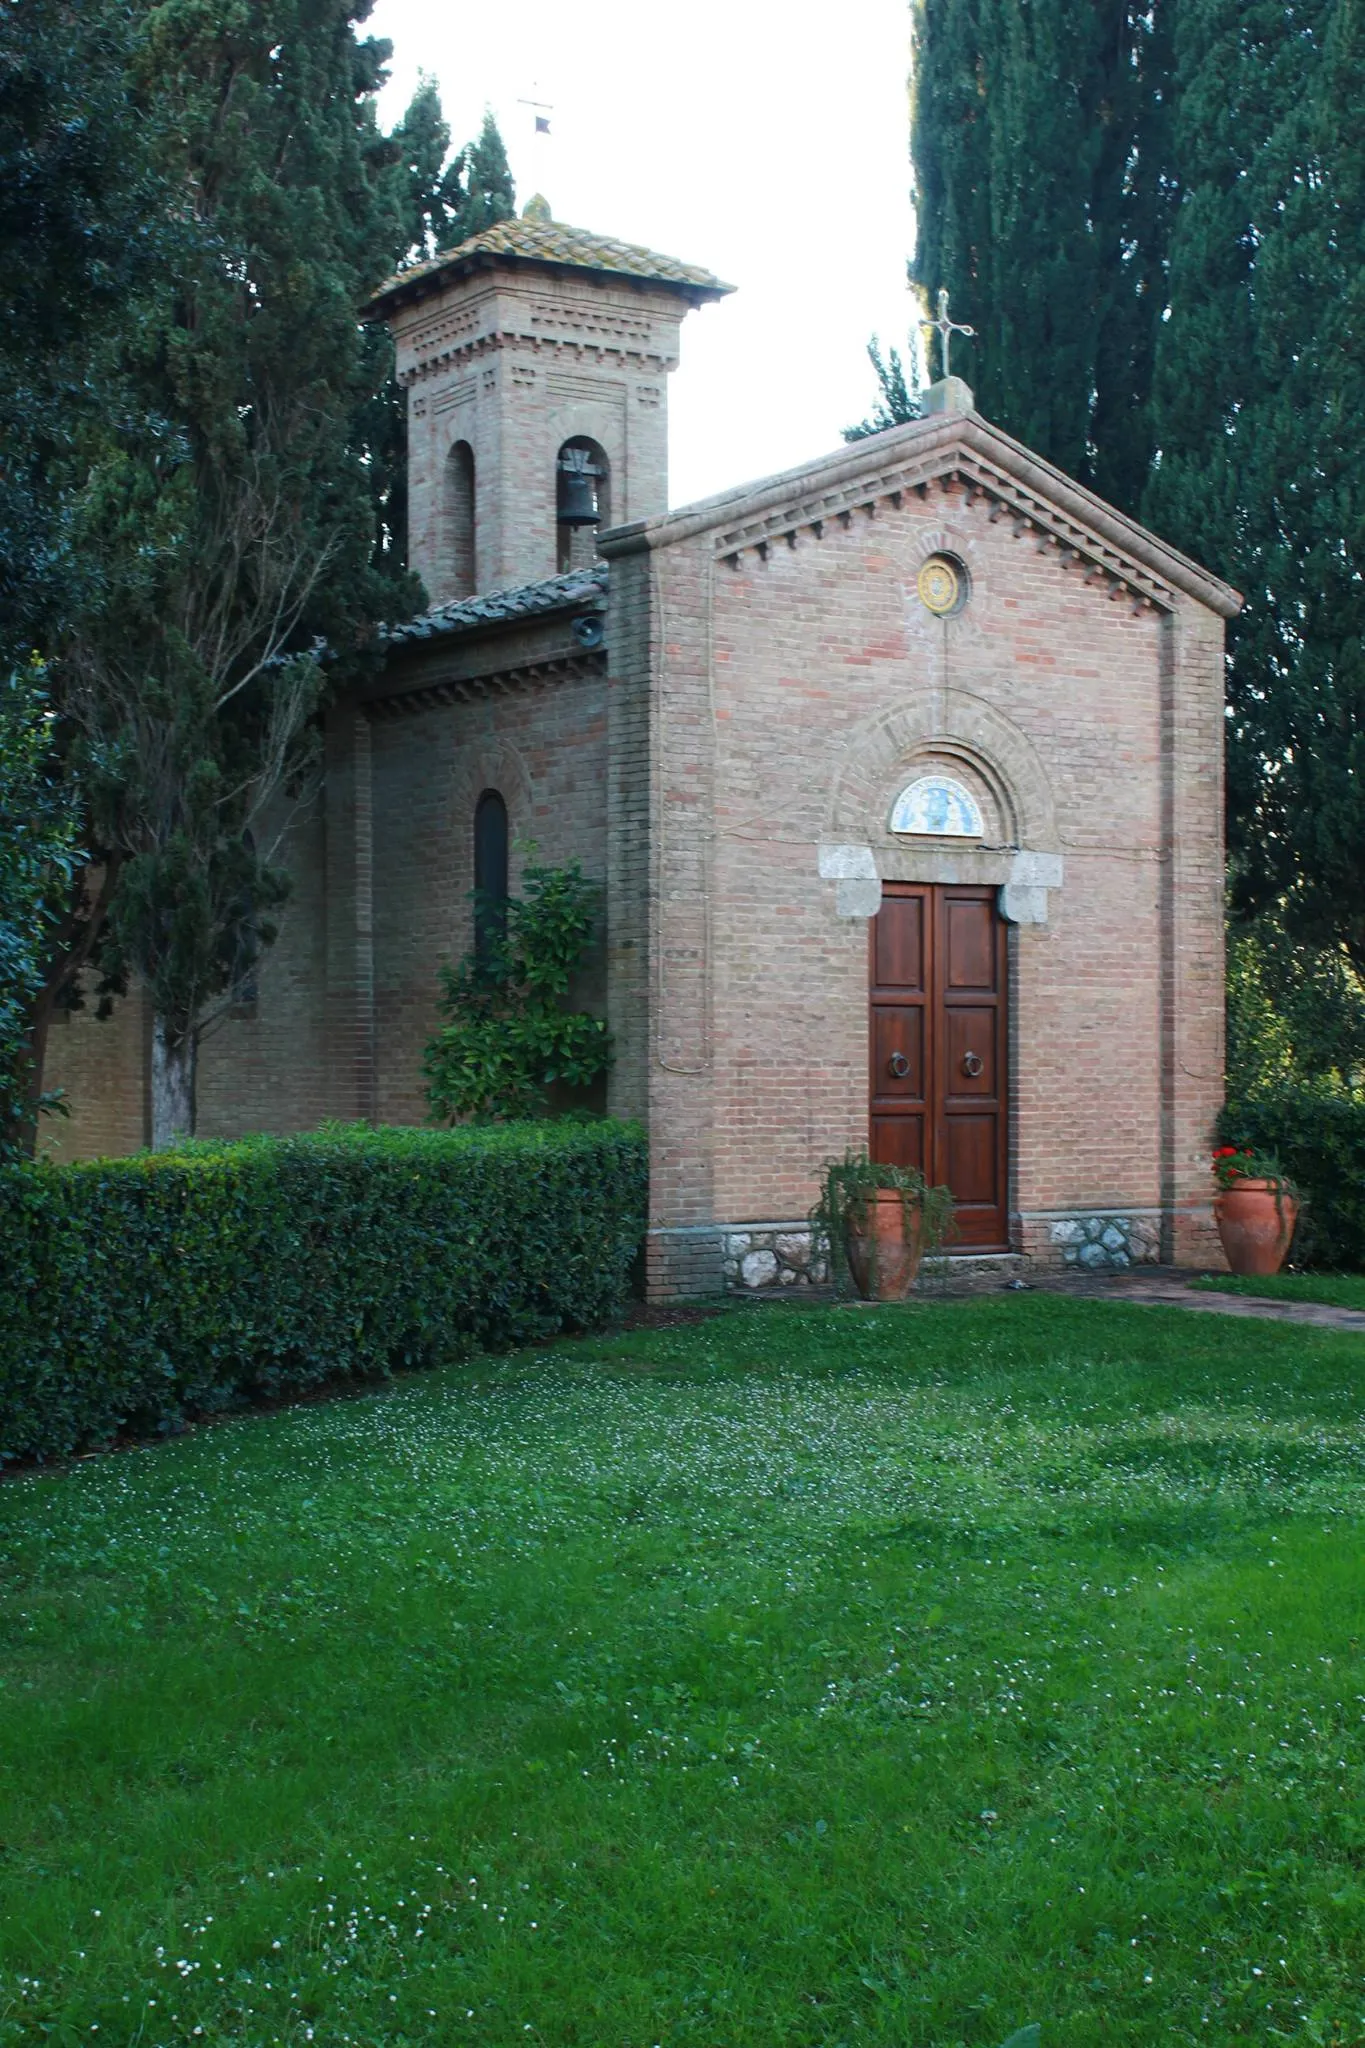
[818,843,1064,925]
[999,851,1064,925]
[818,842,883,918]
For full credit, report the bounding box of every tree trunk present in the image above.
[9,855,125,1155]
[11,984,60,1156]
[150,1016,196,1149]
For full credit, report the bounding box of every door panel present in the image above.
[944,896,995,988]
[869,884,1009,1252]
[944,1008,997,1097]
[874,892,926,991]
[871,1113,926,1174]
[872,1007,925,1098]
[945,1115,1000,1206]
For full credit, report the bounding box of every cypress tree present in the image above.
[0,0,163,662]
[59,0,423,1143]
[387,88,515,262]
[908,0,1365,991]
[459,110,515,241]
[908,0,1175,515]
[1144,0,1365,974]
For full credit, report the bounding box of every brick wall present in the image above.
[42,623,612,1156]
[368,662,610,1125]
[41,981,149,1161]
[607,458,1228,1294]
[36,406,1227,1293]
[197,793,334,1140]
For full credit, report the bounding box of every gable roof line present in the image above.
[599,411,1242,620]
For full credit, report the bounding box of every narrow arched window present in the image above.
[446,440,476,599]
[556,437,611,574]
[473,789,509,962]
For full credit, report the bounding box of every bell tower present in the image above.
[369,199,732,604]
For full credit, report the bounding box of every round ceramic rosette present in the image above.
[917,553,966,616]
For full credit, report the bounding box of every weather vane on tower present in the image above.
[921,288,975,383]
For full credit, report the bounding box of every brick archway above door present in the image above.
[826,687,1059,853]
[870,882,1010,1252]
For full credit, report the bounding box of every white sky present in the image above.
[366,0,916,508]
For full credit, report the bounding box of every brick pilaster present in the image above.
[324,702,377,1123]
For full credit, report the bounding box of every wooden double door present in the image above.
[869,883,1010,1251]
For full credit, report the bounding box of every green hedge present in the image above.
[0,1119,647,1464]
[1220,1090,1365,1270]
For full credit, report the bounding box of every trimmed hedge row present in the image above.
[0,1119,647,1464]
[1220,1089,1365,1270]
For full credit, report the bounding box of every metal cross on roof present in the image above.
[921,287,975,382]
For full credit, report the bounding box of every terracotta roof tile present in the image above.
[380,562,608,647]
[369,215,732,313]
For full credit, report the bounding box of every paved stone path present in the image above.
[1035,1267,1365,1336]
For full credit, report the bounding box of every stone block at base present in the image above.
[645,1226,726,1300]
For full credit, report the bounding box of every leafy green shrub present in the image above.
[424,862,611,1122]
[1219,1089,1365,1269]
[0,1119,647,1464]
[1227,919,1365,1097]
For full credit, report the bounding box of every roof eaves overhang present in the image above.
[600,411,1242,620]
[366,249,733,321]
[378,564,608,653]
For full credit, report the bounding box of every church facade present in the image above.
[46,204,1240,1293]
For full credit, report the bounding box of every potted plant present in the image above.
[1211,1145,1300,1276]
[810,1150,956,1301]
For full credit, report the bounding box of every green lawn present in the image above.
[1190,1271,1365,1312]
[3,1297,1365,2048]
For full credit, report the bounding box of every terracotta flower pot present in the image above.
[1214,1178,1299,1277]
[844,1188,924,1301]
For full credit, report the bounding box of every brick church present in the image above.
[47,200,1240,1294]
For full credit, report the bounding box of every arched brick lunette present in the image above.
[826,687,1059,852]
[447,735,535,828]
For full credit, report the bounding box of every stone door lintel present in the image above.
[817,842,1063,924]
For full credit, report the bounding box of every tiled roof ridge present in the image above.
[380,561,608,647]
[370,216,732,310]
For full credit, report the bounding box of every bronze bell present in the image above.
[557,446,601,526]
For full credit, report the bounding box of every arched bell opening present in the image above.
[555,437,610,574]
[444,439,477,600]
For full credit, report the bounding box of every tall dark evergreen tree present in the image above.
[908,0,1176,516]
[846,337,920,441]
[907,0,1365,1008]
[59,0,424,1143]
[459,110,515,241]
[0,0,163,662]
[372,94,515,576]
[2,5,514,1142]
[1144,0,1365,975]
[387,88,515,263]
[0,0,178,1144]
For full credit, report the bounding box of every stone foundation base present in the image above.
[649,1205,1213,1301]
[1020,1209,1163,1274]
[717,1227,1034,1295]
[721,1224,827,1290]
